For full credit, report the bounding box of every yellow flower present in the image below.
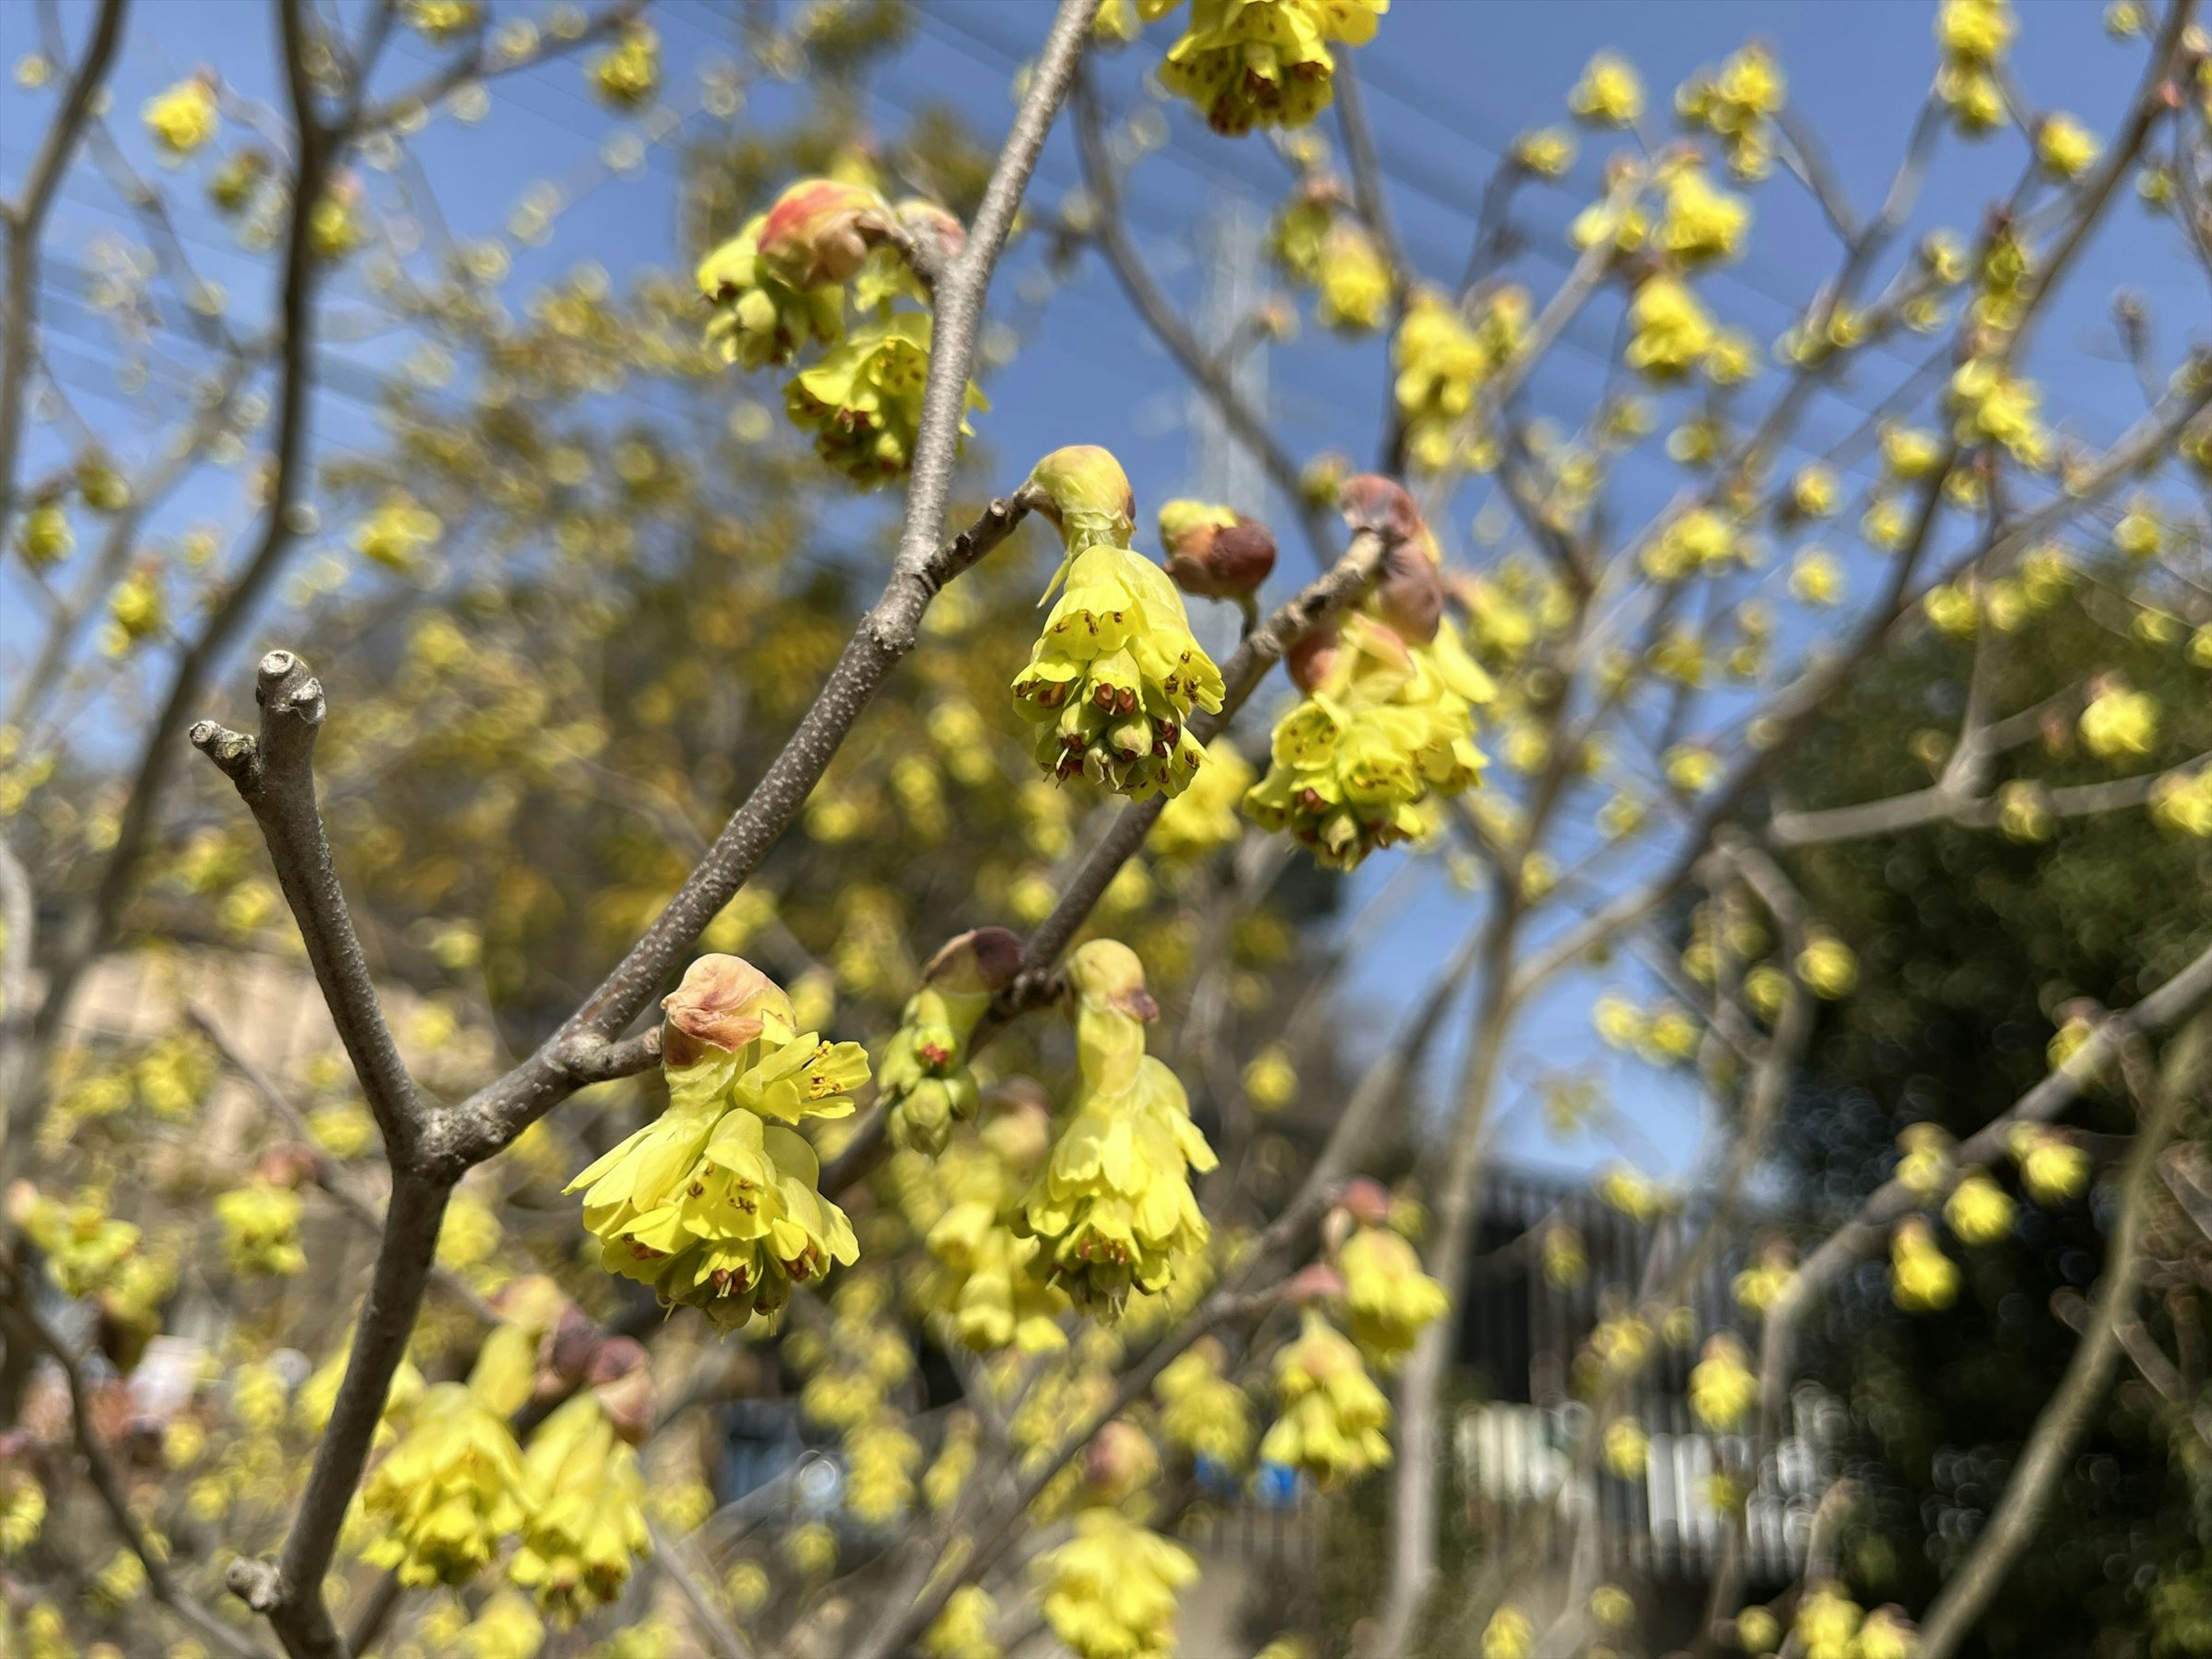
[923,1585,1003,1659]
[16,499,72,567]
[785,313,984,488]
[1624,274,1716,381]
[842,1419,922,1525]
[1603,1415,1648,1476]
[2037,113,2100,180]
[1948,358,2046,465]
[144,75,218,157]
[354,495,442,571]
[1315,221,1391,333]
[214,1181,306,1277]
[1153,738,1256,859]
[1569,51,1643,127]
[1663,744,1719,795]
[1512,127,1576,177]
[1889,1218,1957,1313]
[1338,1224,1448,1371]
[1945,1168,2016,1245]
[1796,933,1857,999]
[1642,507,1740,581]
[1482,1607,1535,1659]
[1856,1607,1919,1659]
[1881,425,1946,480]
[1036,1508,1198,1659]
[20,1188,140,1300]
[1738,1606,1783,1654]
[696,215,845,371]
[1688,1334,1758,1430]
[1155,1339,1256,1468]
[1790,550,1844,606]
[1019,943,1217,1312]
[590,24,659,108]
[402,0,482,42]
[1392,286,1525,472]
[0,1463,46,1556]
[567,956,865,1328]
[2010,1124,2090,1204]
[361,1381,531,1586]
[1259,1311,1392,1484]
[1895,1123,1953,1199]
[508,1394,649,1624]
[1657,164,1750,267]
[1245,611,1491,870]
[2113,501,2161,558]
[1013,546,1224,800]
[1938,0,2014,66]
[1159,0,1385,136]
[2079,684,2157,760]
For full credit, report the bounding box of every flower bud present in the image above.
[1285,617,1343,694]
[895,197,966,264]
[1160,499,1278,600]
[1027,445,1137,553]
[1338,1176,1393,1228]
[1065,938,1158,1023]
[1283,1262,1347,1304]
[922,926,1025,996]
[588,1337,655,1441]
[758,178,895,287]
[1082,1417,1161,1502]
[660,954,791,1069]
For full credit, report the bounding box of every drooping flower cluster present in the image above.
[507,1392,650,1623]
[1012,448,1226,801]
[1245,578,1493,869]
[1337,1219,1449,1372]
[567,955,866,1328]
[878,927,1025,1154]
[903,1088,1073,1354]
[1392,287,1529,474]
[360,1379,532,1587]
[1676,41,1786,179]
[693,176,979,487]
[1259,1310,1393,1486]
[1154,1338,1256,1469]
[1036,1506,1200,1659]
[1936,0,2015,134]
[1158,0,1389,137]
[214,1179,306,1277]
[1017,941,1218,1313]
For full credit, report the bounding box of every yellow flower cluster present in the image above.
[1889,1217,1957,1312]
[507,1393,650,1623]
[1948,357,2047,466]
[1159,0,1388,137]
[1152,737,1256,860]
[1245,609,1492,870]
[354,494,444,572]
[1687,1334,1758,1430]
[1677,42,1786,179]
[1260,1310,1392,1485]
[143,75,218,157]
[2079,681,2157,760]
[1392,286,1529,473]
[361,1380,532,1586]
[1625,274,1718,381]
[1936,0,2015,134]
[786,313,983,487]
[590,24,660,109]
[1154,1338,1256,1468]
[925,1585,1004,1659]
[1945,1168,2016,1245]
[697,217,845,372]
[214,1180,306,1277]
[1338,1224,1448,1372]
[1315,221,1392,334]
[1036,1506,1199,1659]
[16,1187,139,1299]
[906,1094,1071,1354]
[567,955,866,1328]
[1012,448,1225,800]
[1656,162,1750,267]
[880,927,1024,1154]
[1019,941,1217,1313]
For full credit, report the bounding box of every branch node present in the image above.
[188,720,260,786]
[225,1556,286,1614]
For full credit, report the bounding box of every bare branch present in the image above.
[647,1520,761,1659]
[1914,1020,2204,1659]
[0,0,129,544]
[190,652,426,1165]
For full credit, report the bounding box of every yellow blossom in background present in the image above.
[1241,1041,1297,1110]
[923,1586,1003,1659]
[1568,51,1643,127]
[1036,1508,1198,1659]
[1513,126,1576,177]
[1315,221,1391,333]
[1890,1218,1958,1313]
[2037,113,2100,179]
[1260,1311,1392,1484]
[1688,1334,1757,1430]
[1624,274,1716,381]
[1790,550,1844,607]
[509,1394,649,1623]
[1154,738,1256,859]
[1339,1224,1448,1370]
[2113,500,2161,558]
[1945,1168,2016,1245]
[590,24,660,108]
[1482,1607,1535,1659]
[1603,1415,1648,1477]
[1155,1339,1256,1468]
[361,1380,531,1586]
[1656,164,1750,267]
[144,75,218,157]
[2011,1124,2090,1204]
[214,1181,305,1277]
[2079,683,2157,760]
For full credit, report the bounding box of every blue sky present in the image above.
[11,0,2206,1181]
